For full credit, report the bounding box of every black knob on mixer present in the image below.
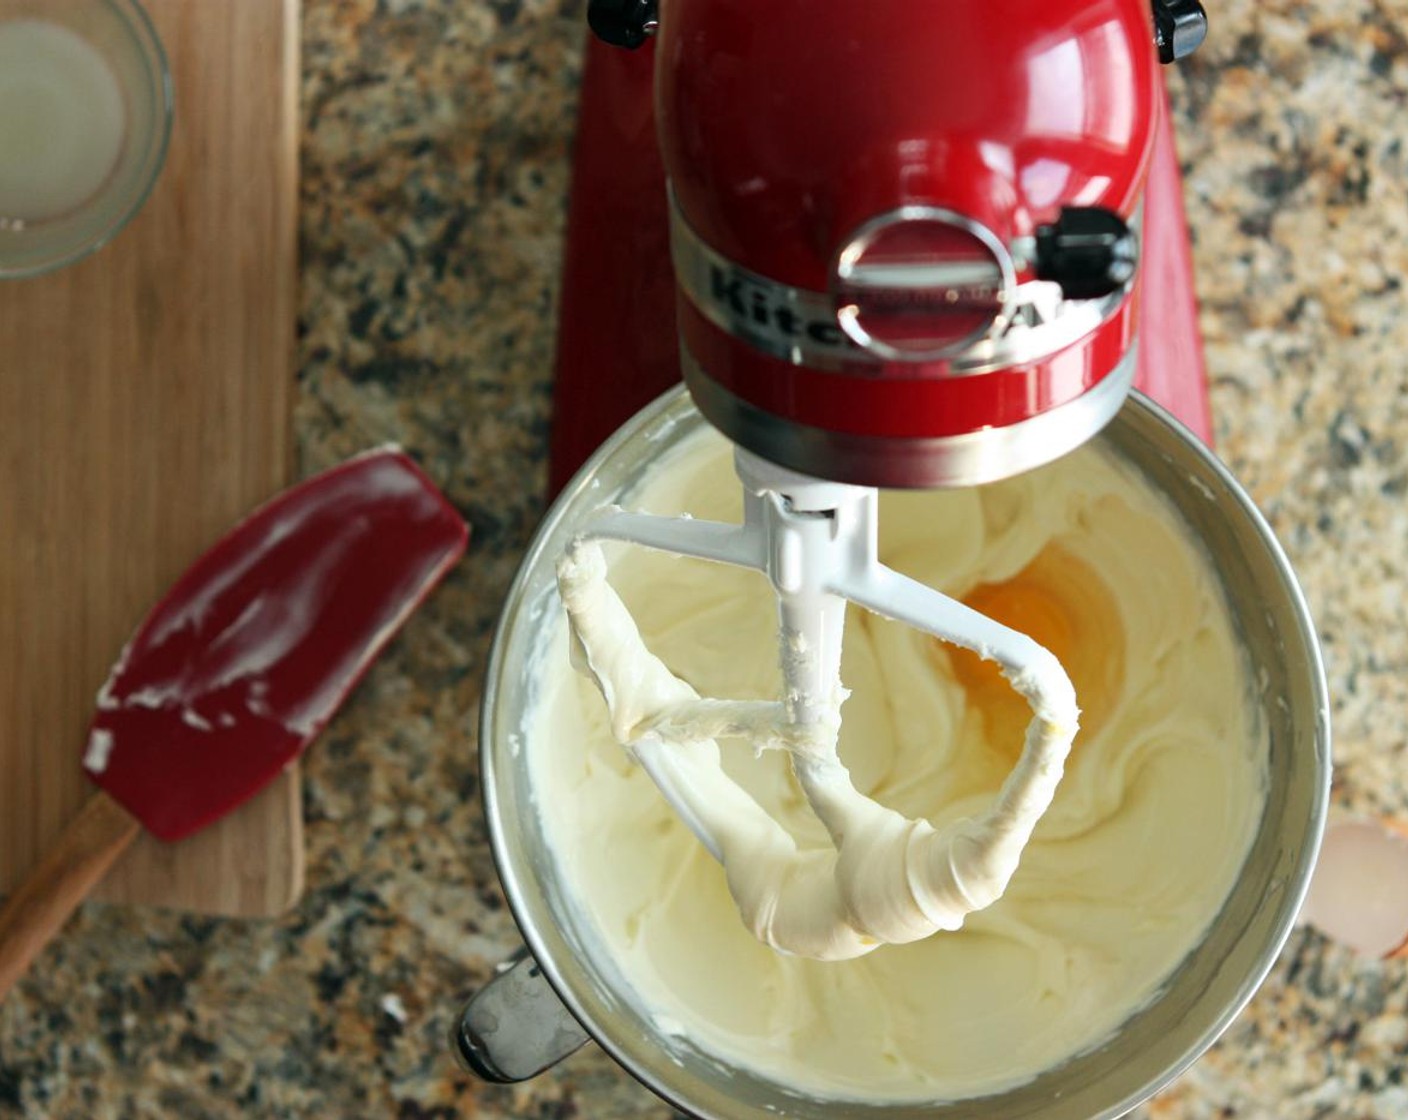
[1034,208,1139,301]
[1151,0,1208,63]
[587,0,659,50]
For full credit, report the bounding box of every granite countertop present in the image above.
[3,0,1407,1116]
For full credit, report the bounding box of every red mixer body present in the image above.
[549,1,1212,493]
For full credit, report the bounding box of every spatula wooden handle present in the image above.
[0,792,141,1000]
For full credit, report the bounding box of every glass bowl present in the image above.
[0,0,172,279]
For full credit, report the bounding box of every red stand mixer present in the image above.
[455,0,1333,1102]
[526,0,1217,963]
[549,0,1213,494]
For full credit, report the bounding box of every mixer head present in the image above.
[557,0,1207,959]
[651,0,1173,489]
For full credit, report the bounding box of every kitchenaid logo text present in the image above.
[703,265,1004,357]
[669,193,1111,373]
[709,265,852,351]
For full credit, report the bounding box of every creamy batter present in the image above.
[528,430,1267,1102]
[557,512,1079,962]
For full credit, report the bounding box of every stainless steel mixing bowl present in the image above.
[464,385,1331,1120]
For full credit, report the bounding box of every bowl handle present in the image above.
[453,949,590,1082]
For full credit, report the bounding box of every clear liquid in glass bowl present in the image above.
[0,0,171,279]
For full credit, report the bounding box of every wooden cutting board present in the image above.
[0,0,303,916]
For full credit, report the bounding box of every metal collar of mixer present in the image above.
[682,343,1139,490]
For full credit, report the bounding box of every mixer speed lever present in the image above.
[588,0,659,49]
[1151,0,1208,62]
[1035,207,1139,301]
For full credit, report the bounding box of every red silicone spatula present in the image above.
[0,448,468,997]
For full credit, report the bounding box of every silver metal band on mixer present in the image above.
[681,343,1140,489]
[668,187,1139,377]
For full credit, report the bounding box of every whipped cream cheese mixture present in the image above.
[556,526,1078,963]
[528,429,1267,1101]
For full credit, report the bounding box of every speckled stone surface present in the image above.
[2,0,1407,1116]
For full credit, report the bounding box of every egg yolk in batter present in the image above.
[946,544,1125,759]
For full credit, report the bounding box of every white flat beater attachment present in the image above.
[557,449,1079,962]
